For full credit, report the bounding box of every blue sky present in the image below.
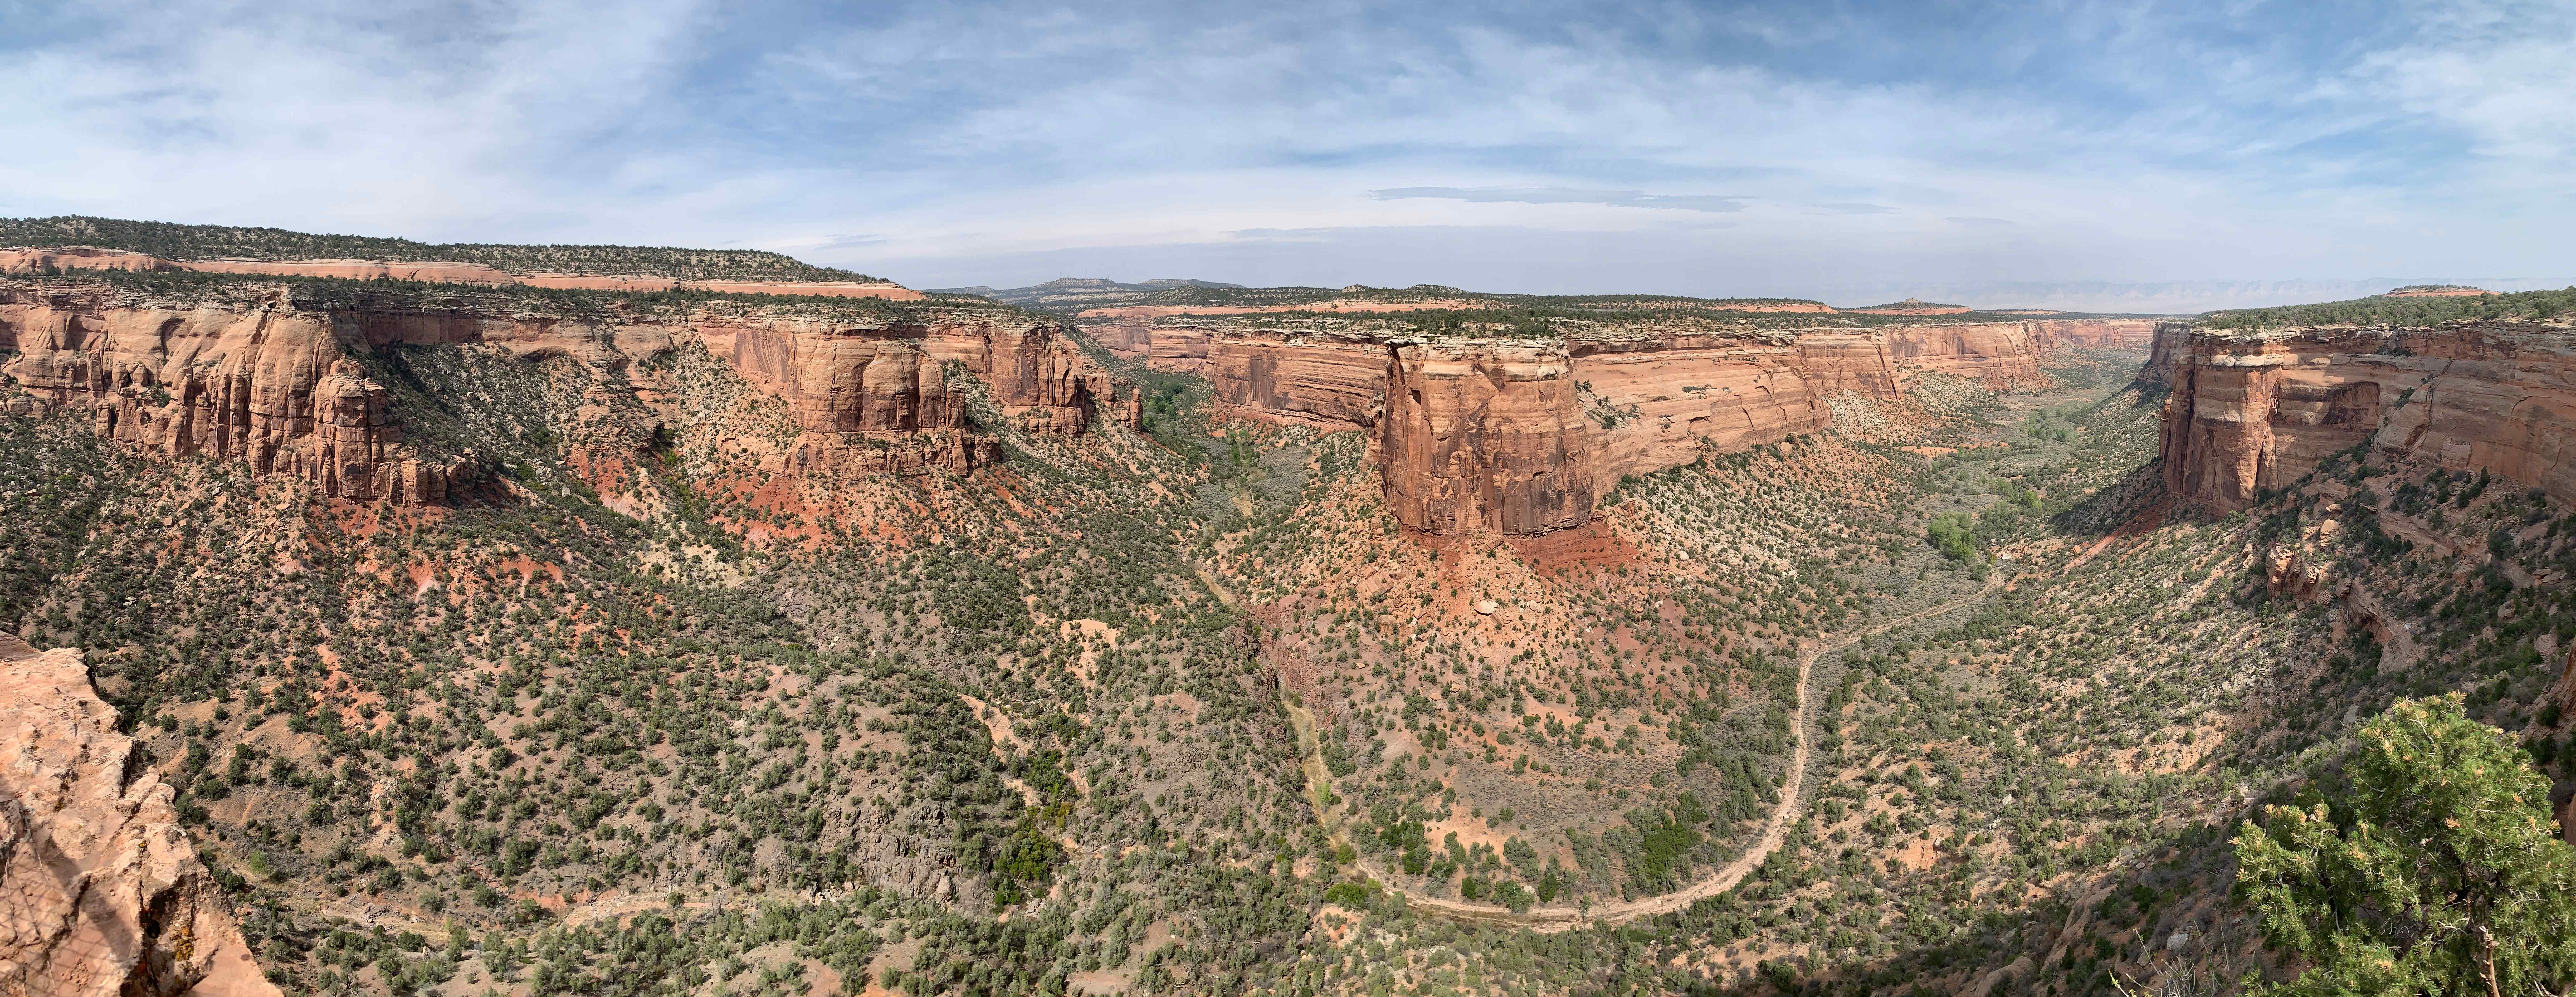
[4,0,2572,308]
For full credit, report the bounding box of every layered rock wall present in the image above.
[1182,317,2154,534]
[1793,334,1903,399]
[1575,337,1834,487]
[2136,321,2194,389]
[1145,326,1212,375]
[2159,322,2576,511]
[0,283,1130,500]
[1380,343,1596,535]
[1204,332,1390,430]
[0,636,280,997]
[2035,318,2160,350]
[0,289,458,504]
[1885,322,2050,388]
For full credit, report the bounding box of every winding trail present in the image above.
[1276,573,2004,932]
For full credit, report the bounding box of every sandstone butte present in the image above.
[2155,318,2576,512]
[0,635,281,997]
[0,280,1136,507]
[1108,315,2159,535]
[0,246,924,301]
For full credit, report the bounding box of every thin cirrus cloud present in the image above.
[1366,187,1752,213]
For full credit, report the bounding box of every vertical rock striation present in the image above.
[1183,317,2151,535]
[2158,322,2576,511]
[1380,342,1596,535]
[0,287,457,504]
[0,281,1134,498]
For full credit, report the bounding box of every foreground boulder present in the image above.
[0,635,277,997]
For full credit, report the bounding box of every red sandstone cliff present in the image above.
[1203,332,1390,430]
[2159,321,2576,511]
[1573,336,1835,486]
[0,287,461,504]
[1380,342,1596,535]
[1177,316,2148,535]
[0,281,1132,502]
[1885,322,2050,388]
[0,636,281,997]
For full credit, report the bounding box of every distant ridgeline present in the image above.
[0,215,882,283]
[2381,284,2492,298]
[2201,285,2575,330]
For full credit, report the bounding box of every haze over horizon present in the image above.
[6,0,2574,310]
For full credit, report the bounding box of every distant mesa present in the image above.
[1993,308,2065,315]
[930,277,1249,307]
[1846,297,1973,315]
[2380,284,2490,298]
[0,215,922,300]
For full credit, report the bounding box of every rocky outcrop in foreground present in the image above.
[0,635,278,997]
[2159,321,2576,510]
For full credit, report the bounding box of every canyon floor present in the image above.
[6,232,2576,997]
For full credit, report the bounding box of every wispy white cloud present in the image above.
[1367,187,1750,212]
[0,0,2568,292]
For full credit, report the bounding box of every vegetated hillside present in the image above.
[0,215,880,282]
[931,278,1249,308]
[2201,285,2574,329]
[9,263,2576,997]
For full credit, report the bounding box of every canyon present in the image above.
[1,263,2155,538]
[2157,320,2576,511]
[9,223,2576,997]
[1111,315,2156,534]
[0,280,1131,505]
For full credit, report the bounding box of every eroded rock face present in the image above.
[0,284,1131,497]
[0,287,457,505]
[1793,334,1903,399]
[1885,322,2049,388]
[1144,326,1212,375]
[2034,319,2160,350]
[1381,342,1595,535]
[0,636,280,997]
[1205,332,1391,430]
[2136,321,2194,389]
[1190,319,2121,535]
[1574,337,1834,486]
[2159,322,2576,511]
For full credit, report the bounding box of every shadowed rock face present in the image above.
[2158,322,2576,511]
[2137,321,2195,389]
[0,284,1130,498]
[0,636,281,997]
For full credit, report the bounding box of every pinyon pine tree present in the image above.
[2235,693,2576,996]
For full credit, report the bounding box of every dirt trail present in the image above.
[1274,573,2002,932]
